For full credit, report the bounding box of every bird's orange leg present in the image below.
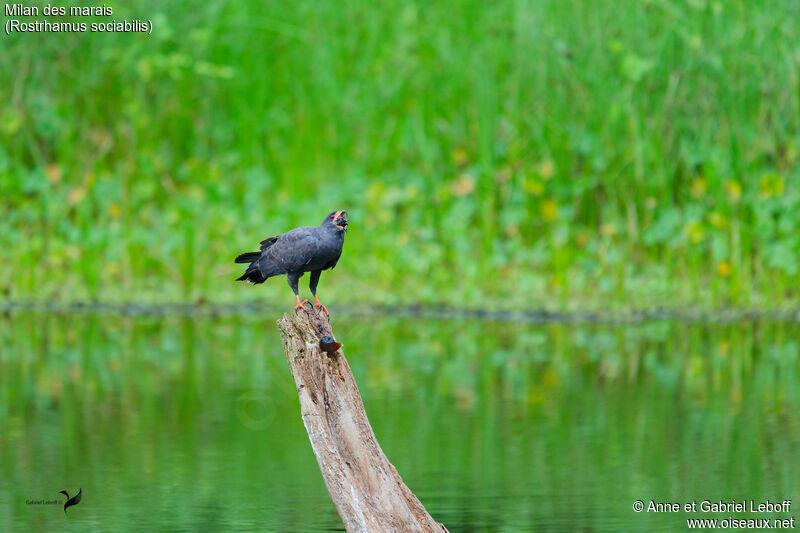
[294,295,310,311]
[313,294,329,315]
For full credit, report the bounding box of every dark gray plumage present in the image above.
[235,210,348,313]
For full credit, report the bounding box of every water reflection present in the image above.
[1,313,798,532]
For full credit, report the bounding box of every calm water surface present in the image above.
[1,312,798,532]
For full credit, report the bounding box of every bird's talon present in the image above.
[313,296,329,315]
[294,299,310,311]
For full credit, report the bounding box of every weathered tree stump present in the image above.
[277,307,448,533]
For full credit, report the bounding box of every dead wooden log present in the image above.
[277,307,448,533]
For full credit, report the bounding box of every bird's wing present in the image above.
[324,250,342,270]
[265,227,319,271]
[259,236,278,251]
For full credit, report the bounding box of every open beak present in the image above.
[334,211,348,231]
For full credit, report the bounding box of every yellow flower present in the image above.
[542,367,560,388]
[541,199,558,221]
[717,260,732,277]
[600,223,617,237]
[45,164,62,185]
[537,159,555,180]
[686,221,705,244]
[494,167,512,183]
[366,182,383,203]
[725,180,742,203]
[689,355,704,377]
[690,177,707,198]
[523,177,544,196]
[67,187,86,206]
[759,175,784,198]
[709,211,727,229]
[452,174,476,197]
[729,390,742,404]
[451,147,468,168]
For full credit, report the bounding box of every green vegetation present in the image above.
[2,0,799,310]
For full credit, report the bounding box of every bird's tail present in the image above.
[236,262,266,284]
[235,251,261,264]
[236,256,283,284]
[235,251,267,283]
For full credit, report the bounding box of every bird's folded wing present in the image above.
[265,228,319,271]
[259,236,278,251]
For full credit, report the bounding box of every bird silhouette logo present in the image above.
[58,488,82,514]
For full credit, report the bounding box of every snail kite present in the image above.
[235,210,348,314]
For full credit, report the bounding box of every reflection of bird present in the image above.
[235,211,348,314]
[59,488,82,514]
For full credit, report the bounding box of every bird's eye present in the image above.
[330,215,335,219]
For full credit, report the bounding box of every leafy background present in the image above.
[2,0,799,310]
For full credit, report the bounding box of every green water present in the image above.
[1,312,798,532]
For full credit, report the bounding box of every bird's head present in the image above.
[323,210,348,232]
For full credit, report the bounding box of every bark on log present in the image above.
[277,307,448,533]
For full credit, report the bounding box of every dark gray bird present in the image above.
[235,211,348,314]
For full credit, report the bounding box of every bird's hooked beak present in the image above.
[334,211,348,232]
